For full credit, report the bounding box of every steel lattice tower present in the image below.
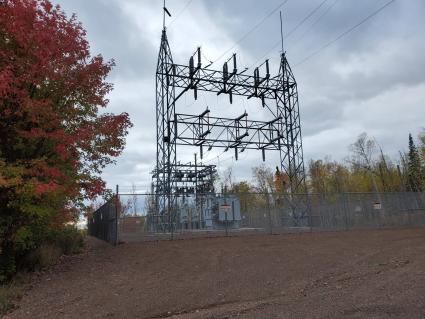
[153,27,306,232]
[154,30,177,231]
[277,53,305,194]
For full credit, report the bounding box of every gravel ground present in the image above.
[6,228,425,319]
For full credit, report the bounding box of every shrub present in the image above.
[49,226,85,255]
[0,281,23,315]
[27,226,85,270]
[24,244,62,270]
[0,246,17,284]
[0,226,85,283]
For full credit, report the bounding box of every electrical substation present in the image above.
[85,0,425,250]
[149,5,307,233]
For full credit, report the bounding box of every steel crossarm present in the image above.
[172,113,288,151]
[159,64,290,101]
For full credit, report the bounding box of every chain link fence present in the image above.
[87,197,118,245]
[96,191,424,243]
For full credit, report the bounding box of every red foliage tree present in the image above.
[274,166,289,193]
[0,0,132,279]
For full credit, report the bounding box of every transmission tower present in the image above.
[153,21,306,232]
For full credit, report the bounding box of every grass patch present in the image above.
[0,276,26,315]
[19,227,85,272]
[25,244,63,270]
[0,226,86,315]
[53,227,85,255]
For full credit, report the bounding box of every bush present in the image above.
[0,281,23,315]
[0,225,85,316]
[25,226,85,271]
[0,226,85,283]
[49,226,85,255]
[24,244,62,270]
[0,245,17,284]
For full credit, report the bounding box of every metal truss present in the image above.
[277,53,305,194]
[172,111,287,159]
[155,30,176,232]
[160,63,280,101]
[154,29,306,232]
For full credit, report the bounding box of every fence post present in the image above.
[225,210,228,237]
[266,191,273,235]
[115,184,119,246]
[307,193,313,232]
[406,193,413,227]
[223,189,229,237]
[343,192,349,231]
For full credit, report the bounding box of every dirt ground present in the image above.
[5,228,425,319]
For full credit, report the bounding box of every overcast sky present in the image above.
[55,0,425,192]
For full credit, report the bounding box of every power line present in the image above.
[294,0,396,67]
[286,0,329,40]
[249,42,280,70]
[202,148,238,167]
[291,0,340,47]
[203,150,227,165]
[249,0,329,69]
[167,0,194,28]
[210,0,290,67]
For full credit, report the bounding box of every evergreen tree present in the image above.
[407,133,422,191]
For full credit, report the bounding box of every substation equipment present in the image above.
[151,21,306,232]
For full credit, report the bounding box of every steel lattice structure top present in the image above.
[153,29,306,232]
[159,62,295,102]
[173,111,288,151]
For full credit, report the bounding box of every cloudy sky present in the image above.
[55,0,425,192]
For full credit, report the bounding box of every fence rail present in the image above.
[89,192,425,244]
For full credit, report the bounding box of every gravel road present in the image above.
[7,228,425,318]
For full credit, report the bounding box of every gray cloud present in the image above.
[59,0,157,80]
[55,0,425,190]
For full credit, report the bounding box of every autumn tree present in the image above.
[308,159,351,193]
[348,133,381,193]
[252,164,274,204]
[252,165,274,193]
[308,159,328,193]
[229,181,255,217]
[307,134,404,194]
[375,151,403,192]
[0,0,132,281]
[274,166,289,194]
